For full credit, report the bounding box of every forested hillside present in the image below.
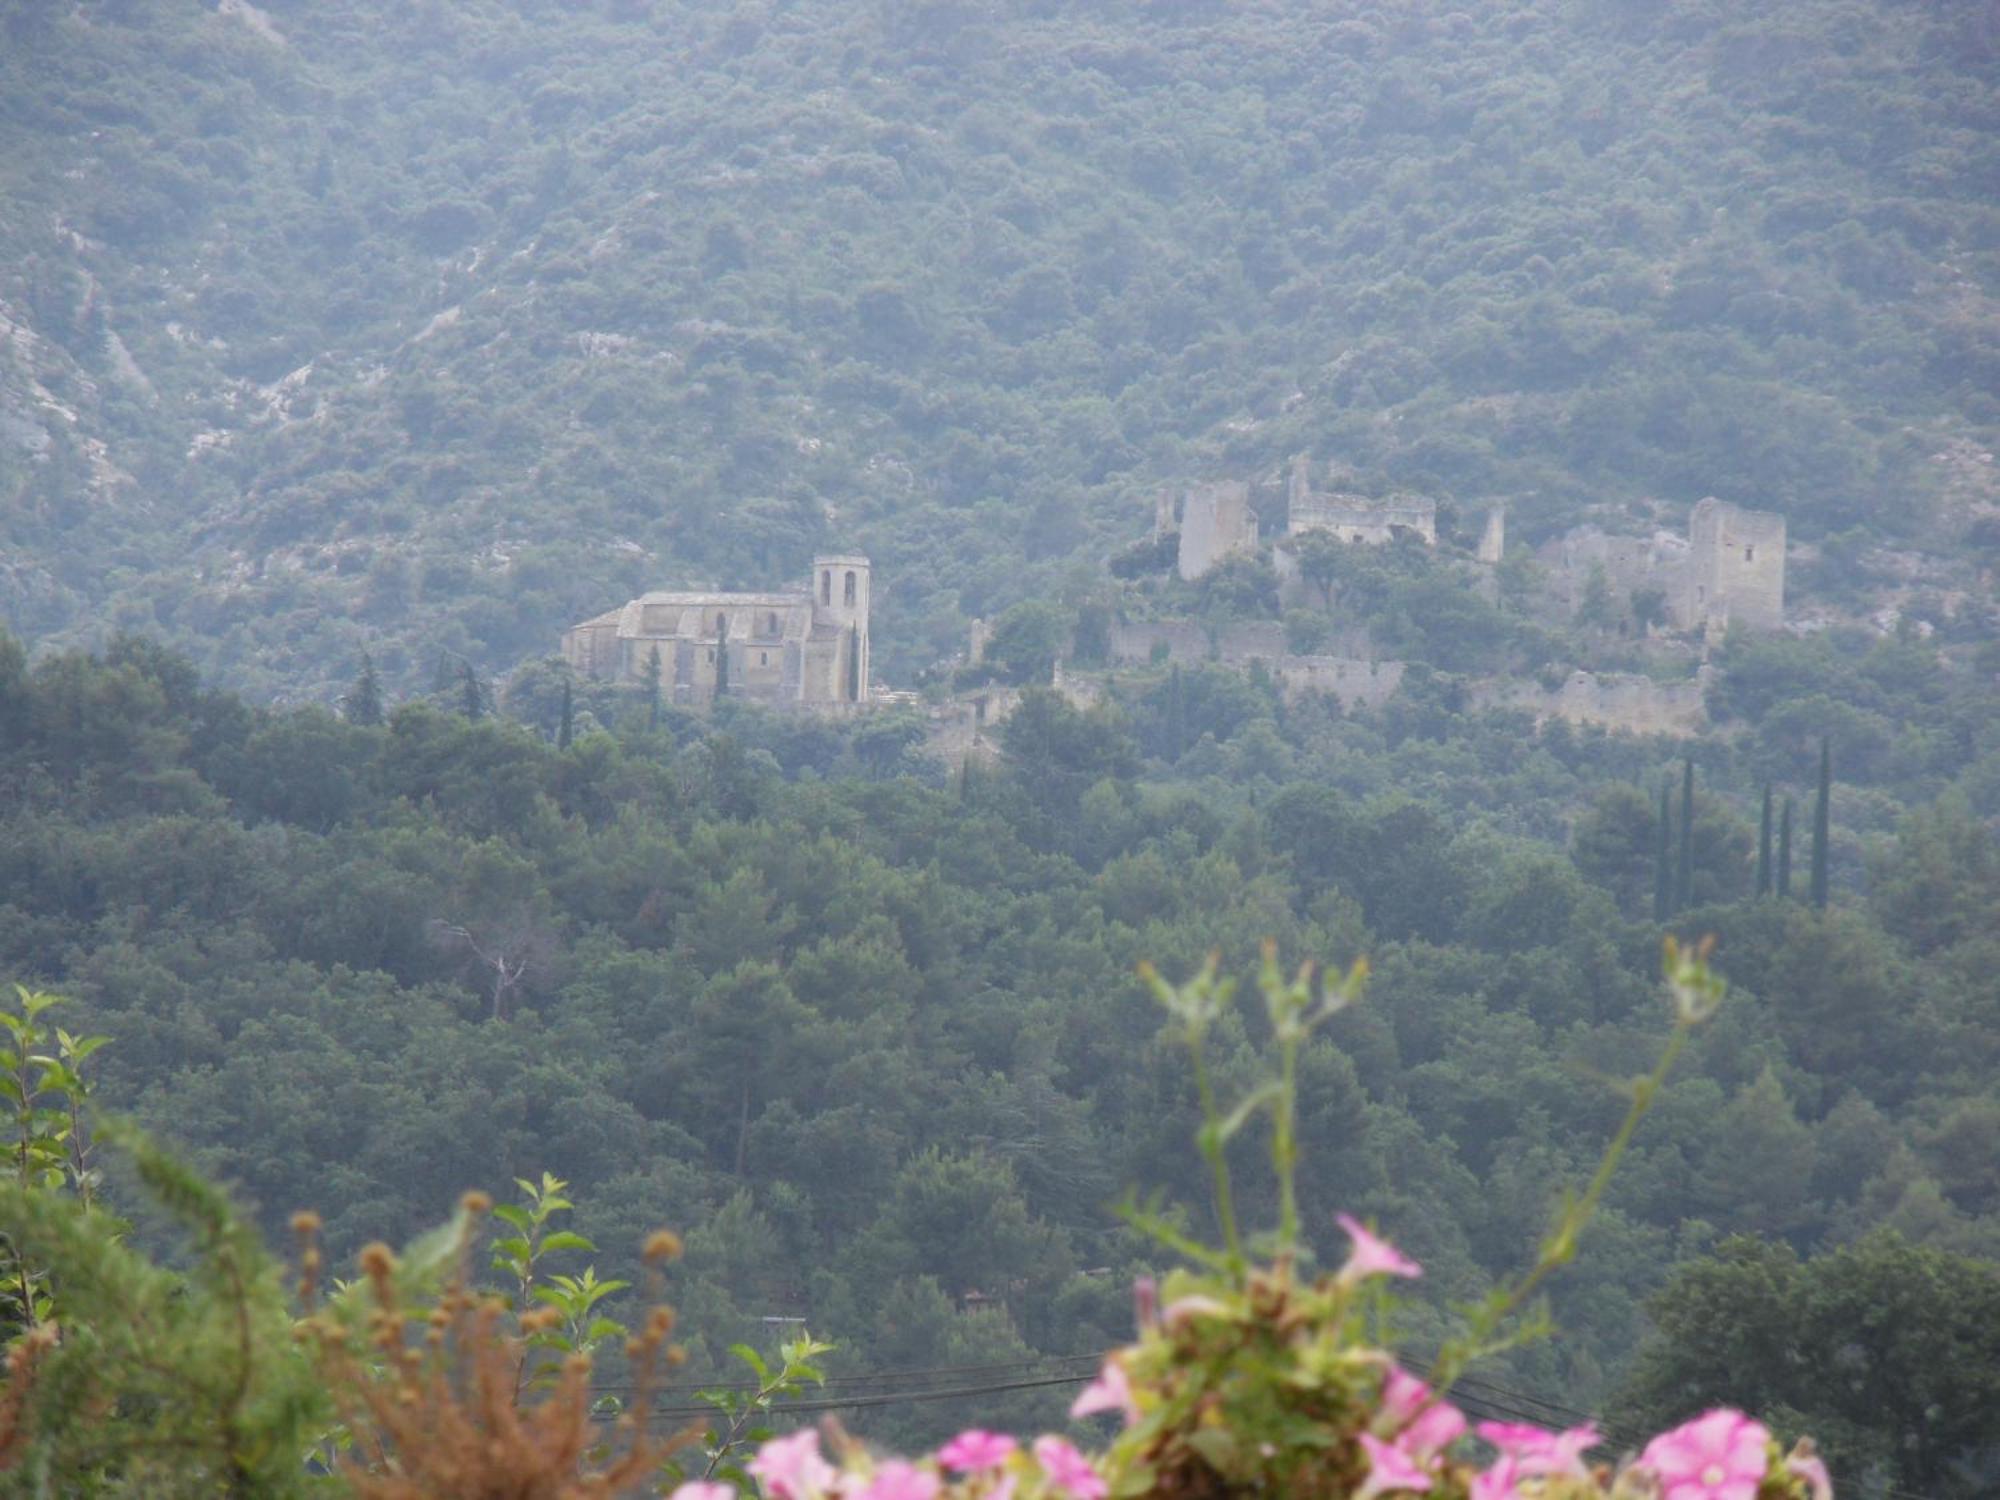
[4,628,1997,1466]
[3,0,1997,696]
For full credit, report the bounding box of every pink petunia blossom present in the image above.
[1337,1213,1423,1283]
[1355,1432,1436,1500]
[668,1485,737,1500]
[1070,1358,1140,1427]
[1476,1419,1602,1478]
[1786,1448,1833,1500]
[1638,1408,1772,1500]
[1032,1435,1109,1500]
[1378,1367,1465,1457]
[858,1461,940,1500]
[748,1429,837,1500]
[1132,1274,1158,1331]
[1468,1455,1522,1500]
[937,1430,1018,1473]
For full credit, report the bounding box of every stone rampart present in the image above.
[1471,668,1710,737]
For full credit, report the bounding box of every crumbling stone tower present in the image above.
[1683,498,1785,631]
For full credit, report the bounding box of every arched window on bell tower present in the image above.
[844,570,856,607]
[821,570,832,605]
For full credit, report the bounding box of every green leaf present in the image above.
[537,1229,596,1255]
[729,1343,770,1380]
[490,1203,533,1232]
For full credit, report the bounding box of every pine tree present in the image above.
[1675,757,1695,912]
[1653,777,1673,922]
[1811,736,1832,909]
[345,653,383,727]
[714,614,730,700]
[1755,784,1772,897]
[646,645,663,732]
[557,679,573,749]
[1777,797,1794,900]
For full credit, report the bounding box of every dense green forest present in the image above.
[3,0,1999,1492]
[3,626,1996,1478]
[2,0,1997,696]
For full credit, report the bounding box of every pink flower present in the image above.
[1337,1213,1423,1283]
[1638,1408,1772,1500]
[1032,1435,1108,1500]
[1070,1357,1139,1427]
[1477,1419,1602,1478]
[1786,1447,1832,1500]
[1469,1455,1522,1500]
[1379,1366,1464,1457]
[1132,1274,1158,1331]
[669,1486,736,1500]
[937,1430,1017,1473]
[748,1429,837,1500]
[858,1461,939,1500]
[1356,1432,1435,1500]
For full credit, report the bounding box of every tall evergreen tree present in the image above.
[1811,737,1832,909]
[1777,797,1794,900]
[460,661,485,720]
[1675,757,1695,911]
[345,653,384,727]
[646,645,663,732]
[1755,785,1773,897]
[714,615,730,700]
[846,625,861,702]
[557,679,574,749]
[1653,778,1673,922]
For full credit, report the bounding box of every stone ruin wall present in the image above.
[1471,668,1711,738]
[1272,656,1407,709]
[1107,619,1289,667]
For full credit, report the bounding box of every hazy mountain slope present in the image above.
[2,0,1995,698]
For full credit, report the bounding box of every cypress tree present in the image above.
[345,653,383,727]
[1653,777,1673,922]
[1777,797,1794,900]
[1755,784,1772,897]
[460,661,485,720]
[557,679,574,749]
[714,615,730,700]
[846,624,862,702]
[1811,736,1832,909]
[646,645,663,732]
[1675,757,1695,911]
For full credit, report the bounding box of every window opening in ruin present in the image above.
[758,651,767,666]
[706,649,714,663]
[844,571,856,607]
[1744,546,1755,562]
[766,611,778,634]
[821,571,831,605]
[716,612,727,634]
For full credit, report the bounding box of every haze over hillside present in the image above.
[2,0,1996,698]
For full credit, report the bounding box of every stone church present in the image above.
[562,554,871,708]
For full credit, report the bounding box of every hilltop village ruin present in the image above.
[945,456,1789,757]
[560,457,1789,756]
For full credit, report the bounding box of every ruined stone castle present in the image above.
[1285,453,1438,546]
[1541,497,1785,633]
[1169,455,1441,581]
[561,554,871,708]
